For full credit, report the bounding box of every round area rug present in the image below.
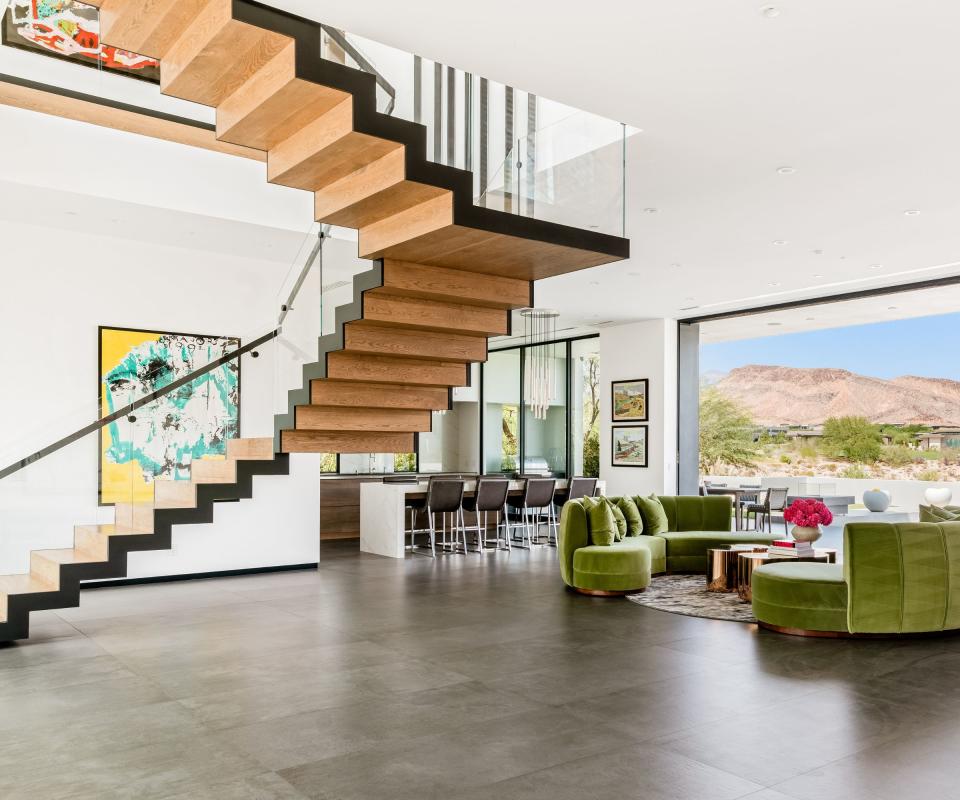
[627,575,757,623]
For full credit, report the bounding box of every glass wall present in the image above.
[522,343,568,477]
[481,336,598,478]
[571,338,601,478]
[483,350,522,474]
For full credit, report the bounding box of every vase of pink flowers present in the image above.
[783,498,833,543]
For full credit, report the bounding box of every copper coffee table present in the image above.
[737,548,838,602]
[705,545,769,592]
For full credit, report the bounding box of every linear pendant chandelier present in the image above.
[521,309,560,420]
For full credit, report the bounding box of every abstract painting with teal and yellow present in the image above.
[99,327,240,505]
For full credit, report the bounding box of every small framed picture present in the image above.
[612,378,649,422]
[612,425,648,468]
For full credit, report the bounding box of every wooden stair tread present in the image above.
[325,352,469,387]
[309,381,450,411]
[296,406,432,433]
[0,574,55,596]
[191,458,238,484]
[227,438,275,460]
[281,430,415,454]
[377,260,531,310]
[32,549,101,566]
[343,322,487,362]
[361,294,510,337]
[153,480,199,510]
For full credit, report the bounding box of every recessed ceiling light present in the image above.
[670,262,681,268]
[813,274,825,279]
[868,264,883,270]
[903,209,920,216]
[64,211,78,216]
[812,249,823,255]
[806,317,815,321]
[627,271,642,277]
[684,296,696,301]
[679,305,700,311]
[643,207,658,214]
[777,166,796,175]
[589,281,600,286]
[888,306,898,310]
[760,5,781,17]
[767,322,783,326]
[768,281,782,287]
[772,240,788,246]
[589,224,600,228]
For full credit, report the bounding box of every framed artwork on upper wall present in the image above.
[2,1,160,82]
[98,326,241,505]
[612,425,648,468]
[612,378,649,422]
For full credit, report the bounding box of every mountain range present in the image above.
[713,365,960,427]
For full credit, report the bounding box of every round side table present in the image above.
[705,545,768,593]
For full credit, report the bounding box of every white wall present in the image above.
[599,319,678,497]
[0,218,322,577]
[707,475,960,513]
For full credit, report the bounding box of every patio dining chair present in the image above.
[744,487,789,534]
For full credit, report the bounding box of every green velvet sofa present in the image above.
[559,494,780,595]
[751,521,960,637]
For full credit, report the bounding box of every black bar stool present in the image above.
[462,477,511,552]
[413,479,466,557]
[509,478,558,548]
[566,477,598,502]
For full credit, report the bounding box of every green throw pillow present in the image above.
[610,502,627,540]
[582,496,616,546]
[920,504,960,523]
[616,496,643,536]
[634,493,669,535]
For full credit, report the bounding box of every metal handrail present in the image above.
[0,329,279,482]
[320,25,397,116]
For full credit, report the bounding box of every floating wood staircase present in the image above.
[0,0,628,641]
[0,440,287,642]
[89,0,628,455]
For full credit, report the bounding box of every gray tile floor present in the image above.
[2,540,959,800]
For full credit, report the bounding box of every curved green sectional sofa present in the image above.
[752,521,960,637]
[559,495,780,594]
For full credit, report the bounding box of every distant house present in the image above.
[917,428,960,451]
[786,426,824,446]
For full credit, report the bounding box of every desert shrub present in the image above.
[918,469,942,482]
[822,416,882,463]
[699,388,758,472]
[920,450,941,461]
[825,463,838,472]
[779,454,792,464]
[940,448,960,466]
[798,444,820,460]
[881,445,922,467]
[840,463,871,479]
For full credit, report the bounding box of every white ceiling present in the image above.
[7,0,960,333]
[277,0,960,326]
[700,282,960,343]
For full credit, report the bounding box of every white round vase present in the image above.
[924,487,953,507]
[791,525,822,543]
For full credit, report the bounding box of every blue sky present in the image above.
[701,311,960,381]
